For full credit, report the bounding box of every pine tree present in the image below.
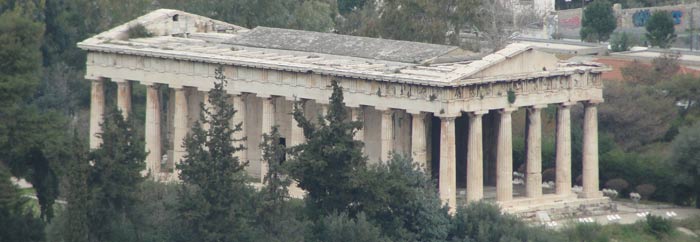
[176,66,253,241]
[63,131,89,242]
[286,80,366,217]
[87,109,147,241]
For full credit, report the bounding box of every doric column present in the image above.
[115,79,132,119]
[351,107,364,142]
[290,99,305,146]
[172,87,188,177]
[526,105,545,198]
[231,94,247,162]
[439,116,457,213]
[467,111,487,202]
[89,79,105,149]
[144,84,161,176]
[496,108,516,202]
[260,96,275,183]
[555,103,573,196]
[410,112,427,168]
[582,101,602,198]
[379,108,394,162]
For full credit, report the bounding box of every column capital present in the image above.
[529,104,548,110]
[559,102,576,107]
[468,110,488,117]
[112,78,129,83]
[585,99,603,106]
[197,86,212,92]
[169,84,185,89]
[140,81,158,87]
[498,107,517,114]
[374,106,392,111]
[286,95,303,102]
[409,111,427,118]
[255,93,272,98]
[438,116,457,121]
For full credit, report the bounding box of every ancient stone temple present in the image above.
[79,9,608,212]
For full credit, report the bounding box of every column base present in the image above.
[579,190,603,199]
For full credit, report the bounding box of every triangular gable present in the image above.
[448,44,560,81]
[80,9,247,45]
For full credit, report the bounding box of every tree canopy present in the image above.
[580,0,616,42]
[645,11,676,49]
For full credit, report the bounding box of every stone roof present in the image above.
[226,27,464,63]
[78,9,606,86]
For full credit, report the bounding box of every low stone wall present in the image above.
[556,3,700,39]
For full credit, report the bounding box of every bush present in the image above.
[635,184,657,200]
[126,24,152,39]
[563,223,609,242]
[645,215,672,238]
[542,168,556,182]
[311,212,390,242]
[449,202,562,242]
[604,178,629,192]
[610,32,632,52]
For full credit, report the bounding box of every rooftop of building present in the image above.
[78,9,605,86]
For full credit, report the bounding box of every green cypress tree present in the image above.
[286,80,366,217]
[259,126,290,211]
[256,126,308,242]
[63,131,89,242]
[176,66,253,241]
[580,0,616,42]
[645,11,677,49]
[87,109,147,241]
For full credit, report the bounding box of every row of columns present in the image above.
[89,78,601,212]
[436,103,601,212]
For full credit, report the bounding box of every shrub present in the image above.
[311,212,390,242]
[449,202,562,241]
[604,178,629,192]
[610,32,631,52]
[563,223,610,242]
[635,184,657,200]
[127,24,152,39]
[645,215,672,238]
[542,168,556,182]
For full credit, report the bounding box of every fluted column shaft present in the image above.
[411,112,427,168]
[582,102,601,198]
[467,111,486,202]
[439,117,457,213]
[556,103,572,196]
[145,84,161,176]
[496,108,515,202]
[231,94,247,162]
[89,79,105,149]
[380,109,394,162]
[526,106,544,198]
[116,80,132,119]
[172,88,188,177]
[260,97,274,182]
